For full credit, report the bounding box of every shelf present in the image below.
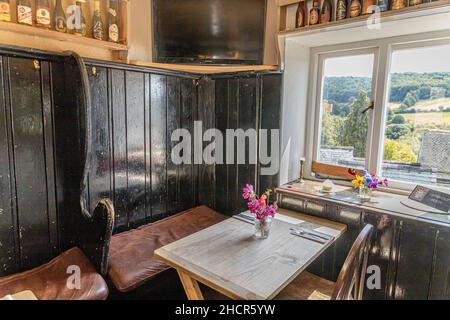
[129,61,279,75]
[278,0,450,36]
[0,0,129,61]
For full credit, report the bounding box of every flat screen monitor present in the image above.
[153,0,266,65]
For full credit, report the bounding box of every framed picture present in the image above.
[409,186,450,213]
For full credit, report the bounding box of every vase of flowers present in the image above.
[242,184,278,239]
[349,169,389,201]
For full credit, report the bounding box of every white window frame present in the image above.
[305,30,450,192]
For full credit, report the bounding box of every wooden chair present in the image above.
[276,224,374,300]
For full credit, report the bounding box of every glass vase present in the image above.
[358,185,372,201]
[254,216,273,239]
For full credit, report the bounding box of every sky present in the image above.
[324,44,450,78]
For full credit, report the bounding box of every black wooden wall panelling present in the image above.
[0,47,283,276]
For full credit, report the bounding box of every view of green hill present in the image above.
[321,72,450,164]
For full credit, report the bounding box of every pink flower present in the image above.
[242,184,254,200]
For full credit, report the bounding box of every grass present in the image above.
[402,112,450,126]
[389,97,450,112]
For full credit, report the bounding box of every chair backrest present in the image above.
[331,224,374,300]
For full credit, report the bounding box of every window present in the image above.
[310,38,450,191]
[317,53,376,170]
[382,44,450,188]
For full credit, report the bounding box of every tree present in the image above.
[384,139,417,163]
[391,115,406,125]
[385,124,411,140]
[337,91,369,158]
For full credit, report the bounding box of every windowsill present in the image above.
[276,179,450,227]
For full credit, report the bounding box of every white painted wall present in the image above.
[128,0,153,61]
[280,39,310,184]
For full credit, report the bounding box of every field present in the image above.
[389,97,450,112]
[402,112,450,126]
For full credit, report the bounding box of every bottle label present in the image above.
[297,12,304,28]
[93,20,103,40]
[336,1,347,20]
[0,2,11,22]
[409,0,422,5]
[349,0,362,17]
[321,8,331,23]
[391,0,407,9]
[309,10,319,25]
[109,24,118,42]
[108,8,117,17]
[55,17,66,32]
[17,5,32,25]
[36,8,51,26]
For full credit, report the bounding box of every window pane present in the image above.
[318,54,374,169]
[382,44,450,188]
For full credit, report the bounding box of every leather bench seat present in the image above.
[0,247,109,300]
[108,205,228,292]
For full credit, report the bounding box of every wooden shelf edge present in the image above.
[129,61,280,74]
[279,0,450,37]
[0,21,128,52]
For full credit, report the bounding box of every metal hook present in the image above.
[33,60,40,70]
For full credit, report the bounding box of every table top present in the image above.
[155,208,347,300]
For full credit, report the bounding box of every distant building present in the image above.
[323,102,333,113]
[418,130,450,173]
[430,87,446,100]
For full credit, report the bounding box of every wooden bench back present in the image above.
[332,224,374,300]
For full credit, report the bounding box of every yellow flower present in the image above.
[352,175,365,189]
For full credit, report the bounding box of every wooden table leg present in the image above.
[177,270,204,300]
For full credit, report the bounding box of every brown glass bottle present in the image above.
[108,0,119,42]
[391,0,407,9]
[0,0,11,22]
[361,0,377,14]
[321,0,333,23]
[295,1,307,28]
[17,0,32,26]
[408,0,422,5]
[54,0,66,33]
[349,0,362,18]
[73,1,87,36]
[92,0,104,40]
[309,0,321,25]
[336,0,347,20]
[36,0,51,29]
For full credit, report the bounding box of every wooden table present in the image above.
[155,208,347,300]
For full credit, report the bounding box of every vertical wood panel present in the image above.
[52,62,80,251]
[41,62,59,256]
[214,79,229,214]
[197,78,215,208]
[392,222,436,299]
[111,69,128,230]
[429,228,450,299]
[150,74,167,220]
[125,71,146,227]
[8,57,50,269]
[258,74,281,198]
[0,56,17,275]
[88,67,111,214]
[179,78,196,211]
[167,76,181,215]
[144,73,152,221]
[227,79,240,215]
[237,77,257,212]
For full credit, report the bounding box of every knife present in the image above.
[290,230,327,244]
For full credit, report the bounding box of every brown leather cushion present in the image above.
[108,205,228,292]
[0,247,109,300]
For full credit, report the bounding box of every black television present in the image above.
[152,0,267,65]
